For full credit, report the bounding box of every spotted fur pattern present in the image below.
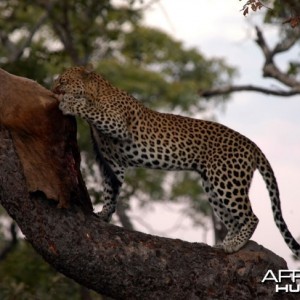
[52,66,300,256]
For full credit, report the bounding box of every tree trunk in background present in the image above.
[211,210,228,245]
[0,68,297,300]
[0,222,18,261]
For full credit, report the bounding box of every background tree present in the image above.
[202,0,300,97]
[0,0,235,298]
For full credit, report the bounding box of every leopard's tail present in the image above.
[256,148,300,258]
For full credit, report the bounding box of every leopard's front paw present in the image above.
[58,102,72,115]
[58,94,84,116]
[57,94,75,115]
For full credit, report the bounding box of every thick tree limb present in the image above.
[0,69,297,299]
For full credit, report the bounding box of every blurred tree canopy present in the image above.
[0,0,236,298]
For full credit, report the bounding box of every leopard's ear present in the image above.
[81,64,94,78]
[85,63,94,73]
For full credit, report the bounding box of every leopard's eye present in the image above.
[60,77,68,84]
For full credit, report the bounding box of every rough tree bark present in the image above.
[0,68,297,300]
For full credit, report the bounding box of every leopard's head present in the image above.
[52,66,99,100]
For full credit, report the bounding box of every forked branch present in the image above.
[200,26,300,98]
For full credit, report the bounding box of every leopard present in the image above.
[52,66,300,257]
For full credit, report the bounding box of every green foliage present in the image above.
[97,26,235,111]
[0,240,101,300]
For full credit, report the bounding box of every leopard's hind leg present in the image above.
[200,167,259,253]
[199,174,241,247]
[206,190,242,248]
[210,179,258,253]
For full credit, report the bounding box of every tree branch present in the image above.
[254,25,272,62]
[255,26,300,88]
[11,2,56,62]
[47,2,82,65]
[199,84,300,97]
[273,29,300,54]
[2,1,57,63]
[0,68,296,299]
[200,25,300,98]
